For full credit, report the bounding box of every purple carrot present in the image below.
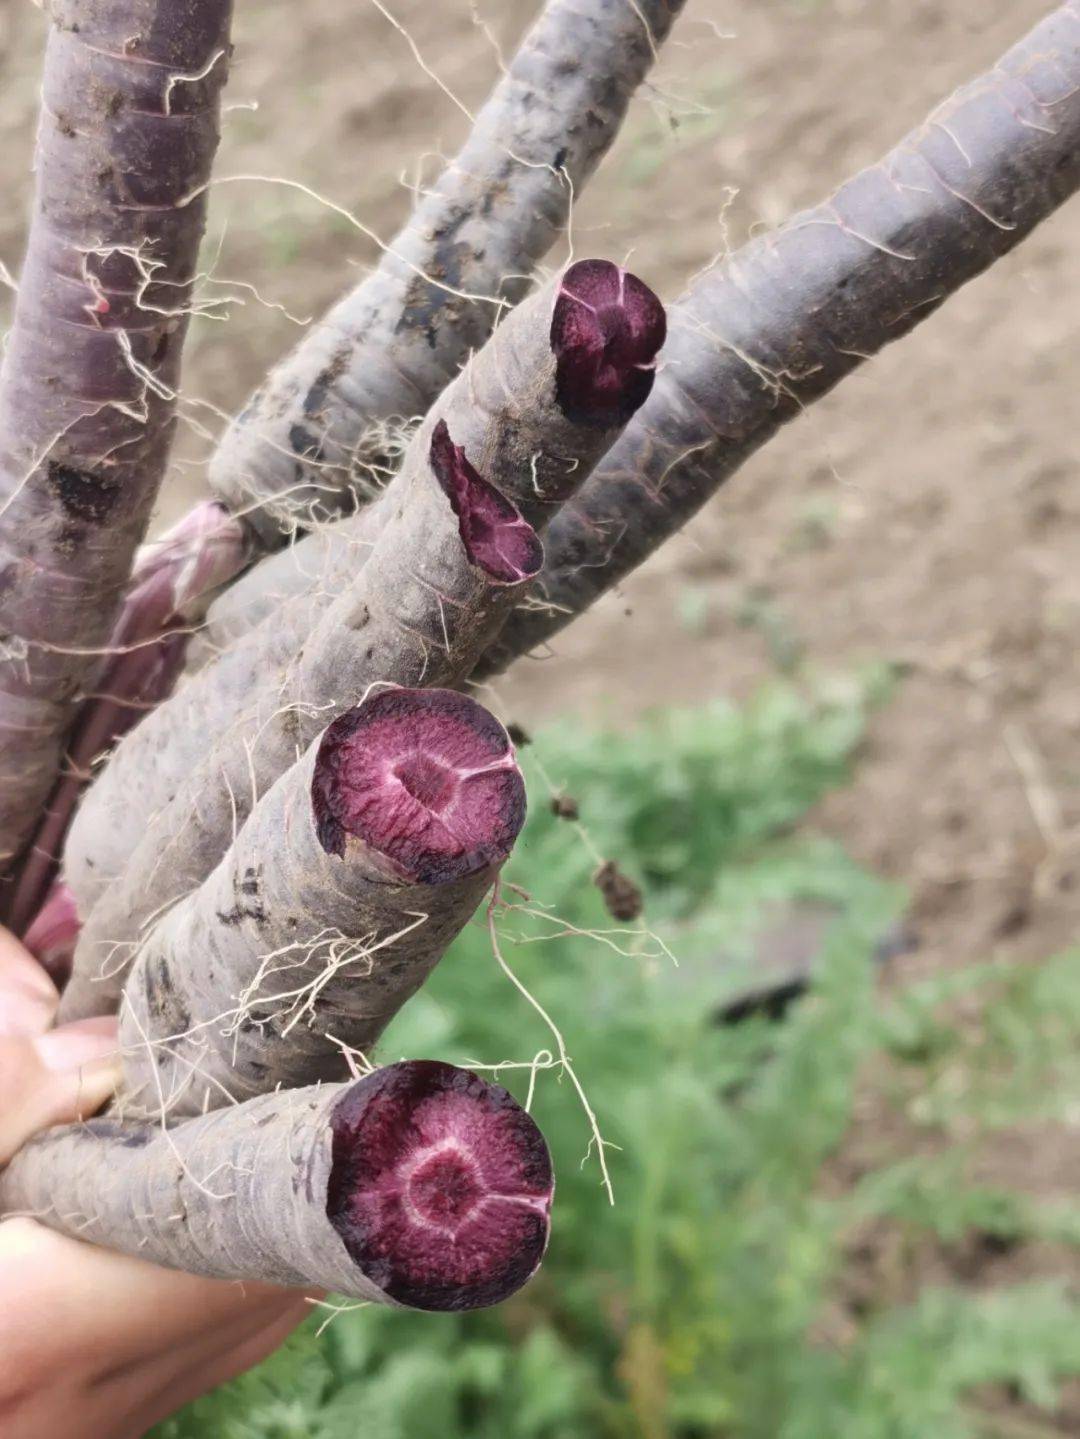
[29,0,686,835]
[56,405,547,1021]
[5,502,248,935]
[478,0,1080,674]
[21,881,80,989]
[208,0,686,545]
[0,1060,554,1312]
[57,263,665,998]
[200,259,669,655]
[115,689,527,1119]
[0,0,233,877]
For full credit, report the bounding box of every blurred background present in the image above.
[4,0,1080,1433]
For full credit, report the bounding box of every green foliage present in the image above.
[782,1283,1080,1439]
[156,1324,329,1439]
[156,674,1080,1439]
[852,1149,1080,1253]
[734,586,805,674]
[785,497,840,554]
[885,947,1080,1132]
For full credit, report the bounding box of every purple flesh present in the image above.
[311,688,526,884]
[551,258,667,425]
[429,421,544,584]
[328,1060,553,1311]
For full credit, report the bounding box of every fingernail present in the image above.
[70,1055,125,1118]
[34,1017,119,1073]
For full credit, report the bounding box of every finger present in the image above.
[129,1285,309,1393]
[133,1297,312,1436]
[147,1286,311,1377]
[83,1289,307,1437]
[0,1218,307,1367]
[32,1016,119,1076]
[0,1220,307,1439]
[0,926,59,1037]
[0,1220,313,1439]
[85,1297,311,1439]
[0,1026,120,1164]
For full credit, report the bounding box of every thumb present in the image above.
[1,1019,121,1166]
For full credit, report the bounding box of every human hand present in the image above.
[0,927,312,1439]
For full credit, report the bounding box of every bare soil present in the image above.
[4,0,1080,1422]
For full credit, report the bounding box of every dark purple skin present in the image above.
[429,420,544,583]
[328,1060,553,1311]
[20,879,79,987]
[0,0,232,881]
[551,259,667,426]
[8,628,188,941]
[311,688,526,885]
